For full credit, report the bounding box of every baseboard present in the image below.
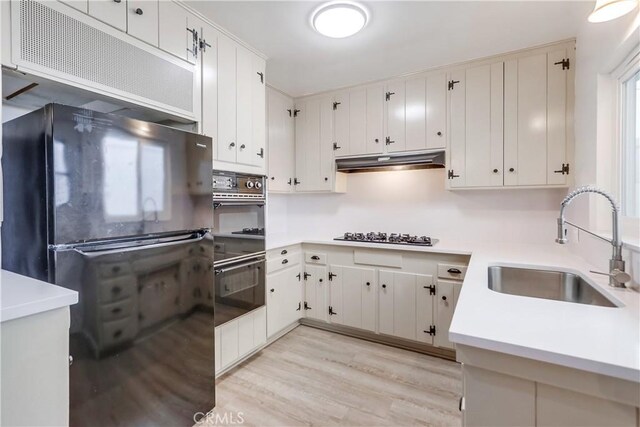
[300,319,457,361]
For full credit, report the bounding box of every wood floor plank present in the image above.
[198,325,462,427]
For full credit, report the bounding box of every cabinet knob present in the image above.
[319,278,323,283]
[509,168,515,173]
[493,168,499,174]
[382,284,387,289]
[375,138,379,143]
[281,249,288,255]
[437,131,442,136]
[366,282,370,286]
[113,0,121,3]
[135,7,143,15]
[270,288,275,293]
[324,177,328,182]
[240,144,246,150]
[442,296,447,301]
[229,142,236,148]
[271,176,275,180]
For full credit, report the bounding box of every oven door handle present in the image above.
[214,258,265,275]
[214,201,265,209]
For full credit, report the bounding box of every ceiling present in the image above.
[187,1,593,97]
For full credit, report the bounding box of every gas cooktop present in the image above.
[231,228,265,236]
[334,232,438,247]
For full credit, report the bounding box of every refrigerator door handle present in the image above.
[214,257,265,275]
[51,230,209,256]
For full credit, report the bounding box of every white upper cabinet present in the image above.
[267,88,295,192]
[158,1,198,64]
[333,91,350,155]
[405,76,426,152]
[294,96,336,192]
[348,89,367,156]
[448,62,504,188]
[199,20,218,143]
[426,73,447,149]
[366,85,385,154]
[215,34,266,172]
[504,47,570,186]
[127,0,159,46]
[385,80,406,152]
[88,0,126,31]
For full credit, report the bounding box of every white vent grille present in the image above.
[18,0,193,114]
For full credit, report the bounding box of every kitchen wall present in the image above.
[571,12,640,287]
[267,168,567,248]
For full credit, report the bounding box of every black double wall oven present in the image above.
[212,171,266,327]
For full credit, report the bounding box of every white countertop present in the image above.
[1,270,78,323]
[269,238,640,383]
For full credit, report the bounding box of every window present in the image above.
[621,67,639,218]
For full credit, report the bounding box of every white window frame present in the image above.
[611,46,640,243]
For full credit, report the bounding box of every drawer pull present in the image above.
[111,307,122,314]
[113,330,123,339]
[282,259,289,265]
[281,249,288,255]
[447,268,462,274]
[310,255,320,261]
[112,266,121,274]
[111,286,122,295]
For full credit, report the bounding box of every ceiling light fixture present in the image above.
[588,0,638,23]
[312,1,368,38]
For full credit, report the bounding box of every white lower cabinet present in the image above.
[434,279,461,349]
[327,265,376,331]
[215,306,266,375]
[266,264,302,338]
[303,264,328,322]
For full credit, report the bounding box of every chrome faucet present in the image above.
[556,186,630,288]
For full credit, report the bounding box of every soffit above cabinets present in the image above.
[186,1,592,97]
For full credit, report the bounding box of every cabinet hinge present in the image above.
[554,58,570,70]
[304,302,311,310]
[553,163,570,175]
[304,272,311,280]
[329,306,338,316]
[385,91,395,101]
[328,272,337,281]
[424,284,436,295]
[198,38,211,52]
[333,101,341,110]
[423,325,436,336]
[385,136,395,146]
[257,71,264,84]
[287,109,292,117]
[333,142,341,151]
[448,170,460,179]
[448,80,460,90]
[296,273,301,281]
[293,109,301,117]
[296,302,301,311]
[288,178,293,186]
[294,178,301,185]
[257,147,264,158]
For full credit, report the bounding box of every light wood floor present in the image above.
[201,326,462,427]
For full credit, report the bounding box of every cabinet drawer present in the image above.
[100,298,135,322]
[97,261,132,278]
[267,245,300,258]
[267,252,301,274]
[305,252,327,265]
[98,276,136,303]
[437,263,468,281]
[100,317,137,349]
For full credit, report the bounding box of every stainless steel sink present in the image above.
[488,266,617,307]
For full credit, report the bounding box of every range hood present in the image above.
[336,150,446,173]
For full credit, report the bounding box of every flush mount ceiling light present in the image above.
[312,2,369,38]
[588,0,638,22]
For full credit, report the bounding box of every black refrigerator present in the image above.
[2,104,216,426]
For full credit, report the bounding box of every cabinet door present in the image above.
[238,313,254,357]
[504,54,546,186]
[546,48,569,185]
[449,63,504,188]
[219,319,239,369]
[253,307,266,348]
[416,274,435,345]
[405,77,426,152]
[393,272,417,341]
[236,47,254,165]
[434,279,460,349]
[267,89,295,192]
[333,91,350,156]
[217,35,237,163]
[386,81,406,152]
[158,1,190,62]
[349,88,367,156]
[426,73,447,149]
[127,0,159,47]
[328,266,344,325]
[304,265,327,322]
[366,85,384,154]
[267,267,300,338]
[88,0,126,31]
[378,270,394,336]
[251,54,266,168]
[294,97,333,192]
[200,22,218,143]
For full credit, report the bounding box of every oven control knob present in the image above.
[255,181,263,189]
[246,181,255,189]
